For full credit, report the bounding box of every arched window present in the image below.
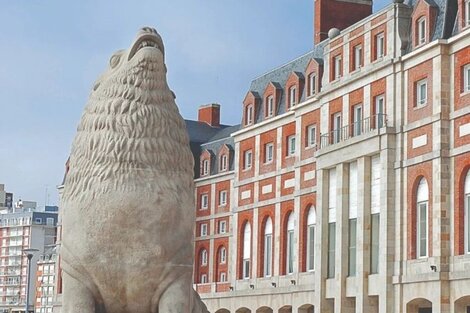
[286,213,295,274]
[307,207,316,271]
[201,249,208,266]
[465,171,470,254]
[264,217,273,277]
[416,178,429,258]
[220,247,227,264]
[242,222,251,279]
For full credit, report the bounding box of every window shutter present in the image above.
[371,156,381,214]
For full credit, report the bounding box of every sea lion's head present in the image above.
[91,27,169,96]
[64,27,194,199]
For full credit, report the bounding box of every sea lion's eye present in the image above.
[110,54,121,69]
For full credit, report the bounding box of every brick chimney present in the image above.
[198,103,220,127]
[314,0,372,44]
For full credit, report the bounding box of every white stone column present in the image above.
[314,169,334,313]
[356,156,375,313]
[335,163,355,313]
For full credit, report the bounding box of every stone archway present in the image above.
[236,308,252,313]
[455,295,470,313]
[215,309,231,313]
[279,305,292,313]
[298,304,314,313]
[256,306,273,313]
[406,298,432,313]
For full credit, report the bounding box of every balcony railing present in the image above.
[320,114,387,149]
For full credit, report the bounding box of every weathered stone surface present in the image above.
[61,27,207,313]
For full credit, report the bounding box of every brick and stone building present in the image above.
[0,206,57,313]
[187,0,470,312]
[34,252,56,313]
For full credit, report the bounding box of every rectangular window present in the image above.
[289,86,297,107]
[375,95,385,129]
[354,45,362,70]
[244,150,252,169]
[201,274,208,284]
[219,220,227,234]
[418,202,428,258]
[418,18,426,45]
[265,143,274,163]
[376,33,385,59]
[200,224,208,237]
[466,0,470,26]
[334,56,342,80]
[333,113,342,144]
[307,224,315,271]
[348,219,357,276]
[243,259,250,279]
[309,74,317,96]
[220,155,227,171]
[464,64,470,93]
[327,222,336,278]
[266,96,274,117]
[307,125,317,148]
[220,272,226,282]
[287,230,294,274]
[264,234,272,277]
[353,105,363,136]
[246,105,253,125]
[416,79,427,107]
[35,218,42,224]
[46,218,54,226]
[287,135,296,156]
[201,194,208,210]
[219,190,227,206]
[371,213,380,274]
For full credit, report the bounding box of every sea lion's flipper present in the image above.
[62,271,96,313]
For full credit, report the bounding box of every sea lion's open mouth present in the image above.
[128,29,164,61]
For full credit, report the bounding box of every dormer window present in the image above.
[417,17,426,45]
[308,73,317,97]
[466,0,470,27]
[266,95,274,117]
[219,154,228,172]
[334,56,342,80]
[289,86,297,108]
[245,105,254,125]
[202,159,209,176]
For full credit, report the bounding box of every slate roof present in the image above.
[185,120,240,178]
[245,43,325,125]
[406,0,458,41]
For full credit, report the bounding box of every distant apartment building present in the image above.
[0,205,57,313]
[186,0,470,312]
[34,252,56,313]
[0,185,13,213]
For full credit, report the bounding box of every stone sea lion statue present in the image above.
[61,27,207,313]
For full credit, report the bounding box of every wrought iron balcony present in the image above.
[320,114,387,149]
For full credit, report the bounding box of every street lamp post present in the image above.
[23,248,39,313]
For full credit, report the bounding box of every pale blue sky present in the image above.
[0,0,389,207]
